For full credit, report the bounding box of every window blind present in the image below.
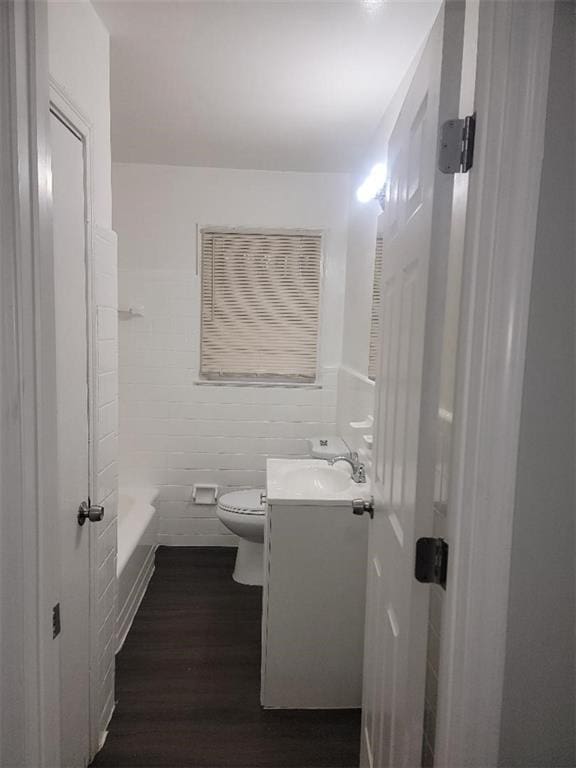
[368,236,383,381]
[200,229,322,382]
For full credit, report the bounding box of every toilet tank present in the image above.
[307,436,350,460]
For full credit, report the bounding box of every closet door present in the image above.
[51,108,92,768]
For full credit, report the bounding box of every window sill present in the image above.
[193,379,322,390]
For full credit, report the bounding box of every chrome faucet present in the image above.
[328,452,367,484]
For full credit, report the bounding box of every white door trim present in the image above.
[0,1,61,766]
[435,2,554,766]
[49,77,102,762]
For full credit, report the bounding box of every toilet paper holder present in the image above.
[192,484,218,505]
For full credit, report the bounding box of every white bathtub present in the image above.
[116,487,158,651]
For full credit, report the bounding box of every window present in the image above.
[368,236,383,381]
[200,228,322,383]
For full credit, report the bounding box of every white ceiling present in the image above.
[93,0,440,172]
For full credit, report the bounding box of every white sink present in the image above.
[266,458,371,506]
[282,464,352,494]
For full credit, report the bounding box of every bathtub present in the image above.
[116,487,158,651]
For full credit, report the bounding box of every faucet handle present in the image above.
[350,451,359,462]
[352,497,374,518]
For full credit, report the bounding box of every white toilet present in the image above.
[217,437,351,586]
[217,488,266,586]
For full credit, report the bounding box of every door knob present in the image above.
[77,500,105,526]
[352,498,374,519]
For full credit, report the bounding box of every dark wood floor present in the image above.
[91,547,361,768]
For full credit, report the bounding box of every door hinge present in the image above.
[52,603,61,638]
[415,538,449,589]
[438,114,476,174]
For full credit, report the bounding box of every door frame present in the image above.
[435,2,555,765]
[0,1,61,766]
[49,77,102,761]
[2,0,557,766]
[0,1,101,763]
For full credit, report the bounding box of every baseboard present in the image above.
[157,533,238,547]
[94,689,115,760]
[116,546,156,653]
[98,698,115,750]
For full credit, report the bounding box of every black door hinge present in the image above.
[415,538,449,589]
[52,603,61,638]
[438,114,476,174]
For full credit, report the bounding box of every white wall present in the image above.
[114,163,350,545]
[48,0,112,228]
[48,0,118,745]
[499,3,575,764]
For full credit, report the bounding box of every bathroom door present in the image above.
[51,108,92,768]
[360,3,469,766]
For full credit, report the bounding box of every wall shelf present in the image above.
[349,415,373,430]
[118,305,144,319]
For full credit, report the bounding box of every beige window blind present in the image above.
[368,236,384,381]
[200,229,322,382]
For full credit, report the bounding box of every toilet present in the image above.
[217,437,351,586]
[217,488,266,585]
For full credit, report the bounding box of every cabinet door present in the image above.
[261,503,368,709]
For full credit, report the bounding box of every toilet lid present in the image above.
[218,488,266,516]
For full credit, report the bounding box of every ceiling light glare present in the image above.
[356,163,387,204]
[362,0,387,15]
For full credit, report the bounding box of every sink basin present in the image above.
[282,464,351,495]
[266,458,371,506]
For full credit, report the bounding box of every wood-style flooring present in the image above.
[91,547,361,768]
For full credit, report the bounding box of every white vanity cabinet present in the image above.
[261,458,370,709]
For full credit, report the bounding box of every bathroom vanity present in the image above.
[261,458,370,709]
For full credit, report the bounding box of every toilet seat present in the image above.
[217,488,265,516]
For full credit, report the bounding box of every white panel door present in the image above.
[51,110,92,768]
[360,4,466,767]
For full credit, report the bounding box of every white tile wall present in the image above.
[336,366,375,467]
[93,227,119,738]
[114,163,350,547]
[120,268,338,545]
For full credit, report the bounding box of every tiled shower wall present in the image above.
[336,366,375,467]
[119,271,338,545]
[114,164,350,545]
